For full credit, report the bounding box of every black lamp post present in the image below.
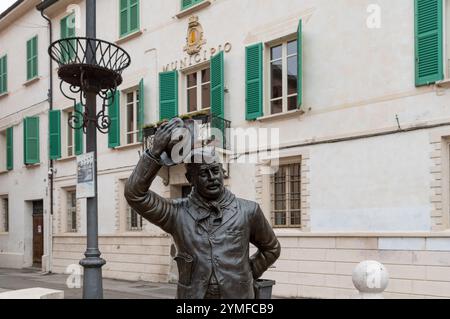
[48,0,131,299]
[78,0,104,299]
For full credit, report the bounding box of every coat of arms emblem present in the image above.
[184,16,206,55]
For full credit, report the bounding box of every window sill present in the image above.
[122,231,145,235]
[0,92,9,99]
[436,78,450,89]
[24,163,41,169]
[23,76,40,87]
[0,170,10,175]
[56,155,77,163]
[0,232,9,236]
[176,0,211,19]
[112,142,142,151]
[115,30,143,45]
[182,108,211,117]
[257,109,305,122]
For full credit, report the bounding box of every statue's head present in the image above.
[185,147,225,200]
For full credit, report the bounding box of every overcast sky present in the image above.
[0,0,17,15]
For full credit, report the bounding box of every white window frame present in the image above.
[122,88,140,145]
[266,37,299,115]
[67,110,76,157]
[59,107,76,159]
[184,66,211,114]
[66,190,77,233]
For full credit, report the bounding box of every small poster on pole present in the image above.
[77,152,95,199]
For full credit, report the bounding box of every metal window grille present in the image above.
[2,198,8,233]
[271,163,301,228]
[127,206,143,231]
[67,191,77,233]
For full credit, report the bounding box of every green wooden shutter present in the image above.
[6,127,13,171]
[108,91,121,148]
[120,0,139,37]
[27,36,38,80]
[60,16,68,62]
[415,0,444,86]
[75,103,84,155]
[246,43,263,120]
[32,37,38,79]
[159,71,178,121]
[297,19,303,108]
[130,0,139,32]
[120,0,129,36]
[60,14,75,62]
[138,79,145,142]
[211,51,225,118]
[181,0,193,10]
[27,39,32,80]
[24,117,40,165]
[211,51,225,148]
[67,14,76,61]
[0,55,7,94]
[182,0,203,10]
[49,110,61,160]
[60,15,67,38]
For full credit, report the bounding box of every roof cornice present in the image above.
[0,0,24,21]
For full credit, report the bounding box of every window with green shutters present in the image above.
[6,127,13,171]
[415,0,444,86]
[23,117,40,165]
[246,19,303,121]
[181,0,204,10]
[49,110,61,160]
[0,55,7,94]
[26,36,38,80]
[186,68,211,113]
[108,91,121,148]
[159,71,179,121]
[60,13,76,63]
[120,0,140,38]
[246,43,263,120]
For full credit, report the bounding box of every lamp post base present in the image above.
[80,251,106,299]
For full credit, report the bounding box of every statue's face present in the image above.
[188,163,225,200]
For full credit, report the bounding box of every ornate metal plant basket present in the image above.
[48,37,131,133]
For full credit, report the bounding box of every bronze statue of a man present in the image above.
[125,118,281,299]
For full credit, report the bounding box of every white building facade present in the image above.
[1,0,450,299]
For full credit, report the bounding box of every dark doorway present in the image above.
[32,200,44,267]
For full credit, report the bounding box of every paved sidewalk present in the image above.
[0,268,177,299]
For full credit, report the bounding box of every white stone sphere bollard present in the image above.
[352,260,389,299]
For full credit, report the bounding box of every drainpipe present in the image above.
[37,4,54,274]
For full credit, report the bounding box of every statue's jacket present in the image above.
[125,152,281,299]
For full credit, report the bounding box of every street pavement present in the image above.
[0,268,177,299]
